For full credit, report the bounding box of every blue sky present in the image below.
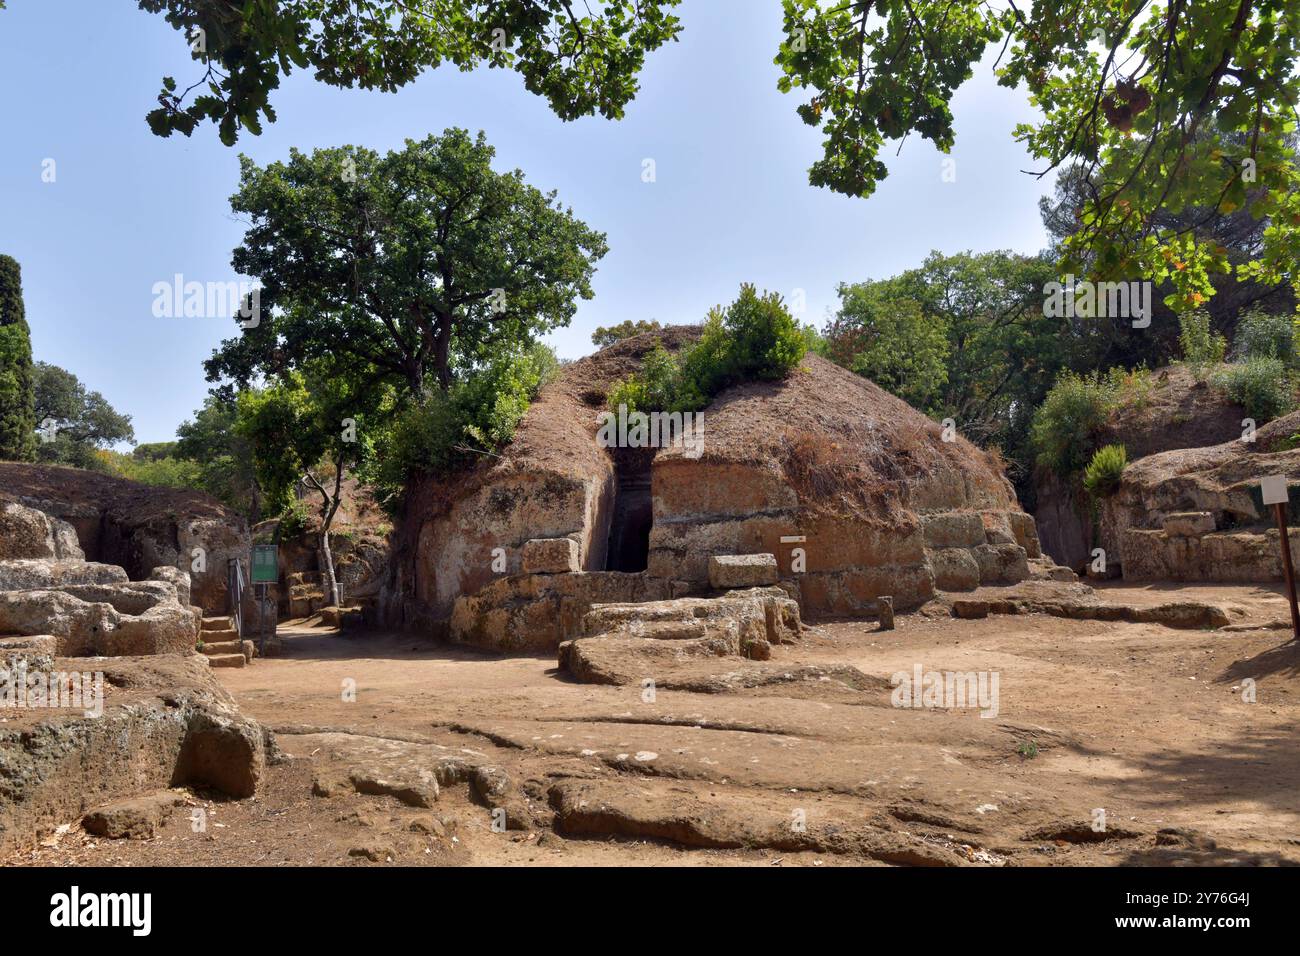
[0,0,1051,445]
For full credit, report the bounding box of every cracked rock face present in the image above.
[0,655,270,855]
[1,505,202,657]
[0,502,83,562]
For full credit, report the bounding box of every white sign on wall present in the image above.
[1260,475,1290,507]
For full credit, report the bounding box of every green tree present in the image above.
[138,0,683,145]
[206,129,607,398]
[176,394,265,521]
[236,363,383,607]
[30,362,134,468]
[0,254,36,461]
[775,0,1300,313]
[827,251,1061,452]
[826,282,951,415]
[362,341,558,511]
[592,319,662,348]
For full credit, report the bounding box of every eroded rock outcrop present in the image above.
[394,328,1047,647]
[0,655,270,855]
[1102,411,1300,582]
[1035,366,1247,569]
[3,583,197,657]
[0,464,250,614]
[559,586,802,684]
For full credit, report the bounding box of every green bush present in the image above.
[1030,371,1119,478]
[363,342,558,511]
[607,344,697,414]
[1177,311,1227,378]
[606,284,807,415]
[1083,444,1127,498]
[1233,310,1296,364]
[277,498,313,539]
[94,449,204,489]
[720,284,808,382]
[1212,358,1296,422]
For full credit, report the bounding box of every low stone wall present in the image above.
[449,570,677,653]
[1098,420,1300,582]
[1120,526,1296,582]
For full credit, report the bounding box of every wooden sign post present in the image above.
[1260,475,1300,642]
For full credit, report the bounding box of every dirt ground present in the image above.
[11,581,1300,867]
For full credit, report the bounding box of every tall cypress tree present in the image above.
[0,254,37,461]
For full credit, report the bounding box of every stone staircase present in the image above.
[197,615,255,668]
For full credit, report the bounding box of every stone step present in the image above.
[201,616,232,631]
[199,641,243,655]
[205,653,246,668]
[201,628,239,642]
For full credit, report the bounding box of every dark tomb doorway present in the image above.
[605,447,655,572]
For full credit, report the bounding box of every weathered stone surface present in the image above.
[972,543,1031,585]
[921,512,987,549]
[0,655,269,855]
[1030,557,1079,582]
[0,464,251,614]
[548,778,970,864]
[707,553,778,589]
[1099,412,1300,582]
[930,548,981,591]
[1120,528,1298,583]
[0,501,83,561]
[1161,512,1216,537]
[522,537,580,574]
[82,791,185,839]
[148,565,192,605]
[348,768,439,807]
[450,571,672,652]
[561,587,802,683]
[0,558,127,591]
[952,599,990,619]
[951,582,1231,630]
[1006,512,1042,558]
[0,579,198,656]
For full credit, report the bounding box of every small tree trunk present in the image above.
[320,525,341,608]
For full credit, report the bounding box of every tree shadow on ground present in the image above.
[1083,726,1300,818]
[1218,638,1300,684]
[1117,842,1299,866]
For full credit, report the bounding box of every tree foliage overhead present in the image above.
[206,128,607,397]
[0,253,36,462]
[138,0,684,145]
[776,0,1300,312]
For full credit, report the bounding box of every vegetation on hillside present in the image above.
[592,320,662,348]
[606,285,807,415]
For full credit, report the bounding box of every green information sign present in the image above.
[251,545,278,584]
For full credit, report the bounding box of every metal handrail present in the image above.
[228,558,245,639]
